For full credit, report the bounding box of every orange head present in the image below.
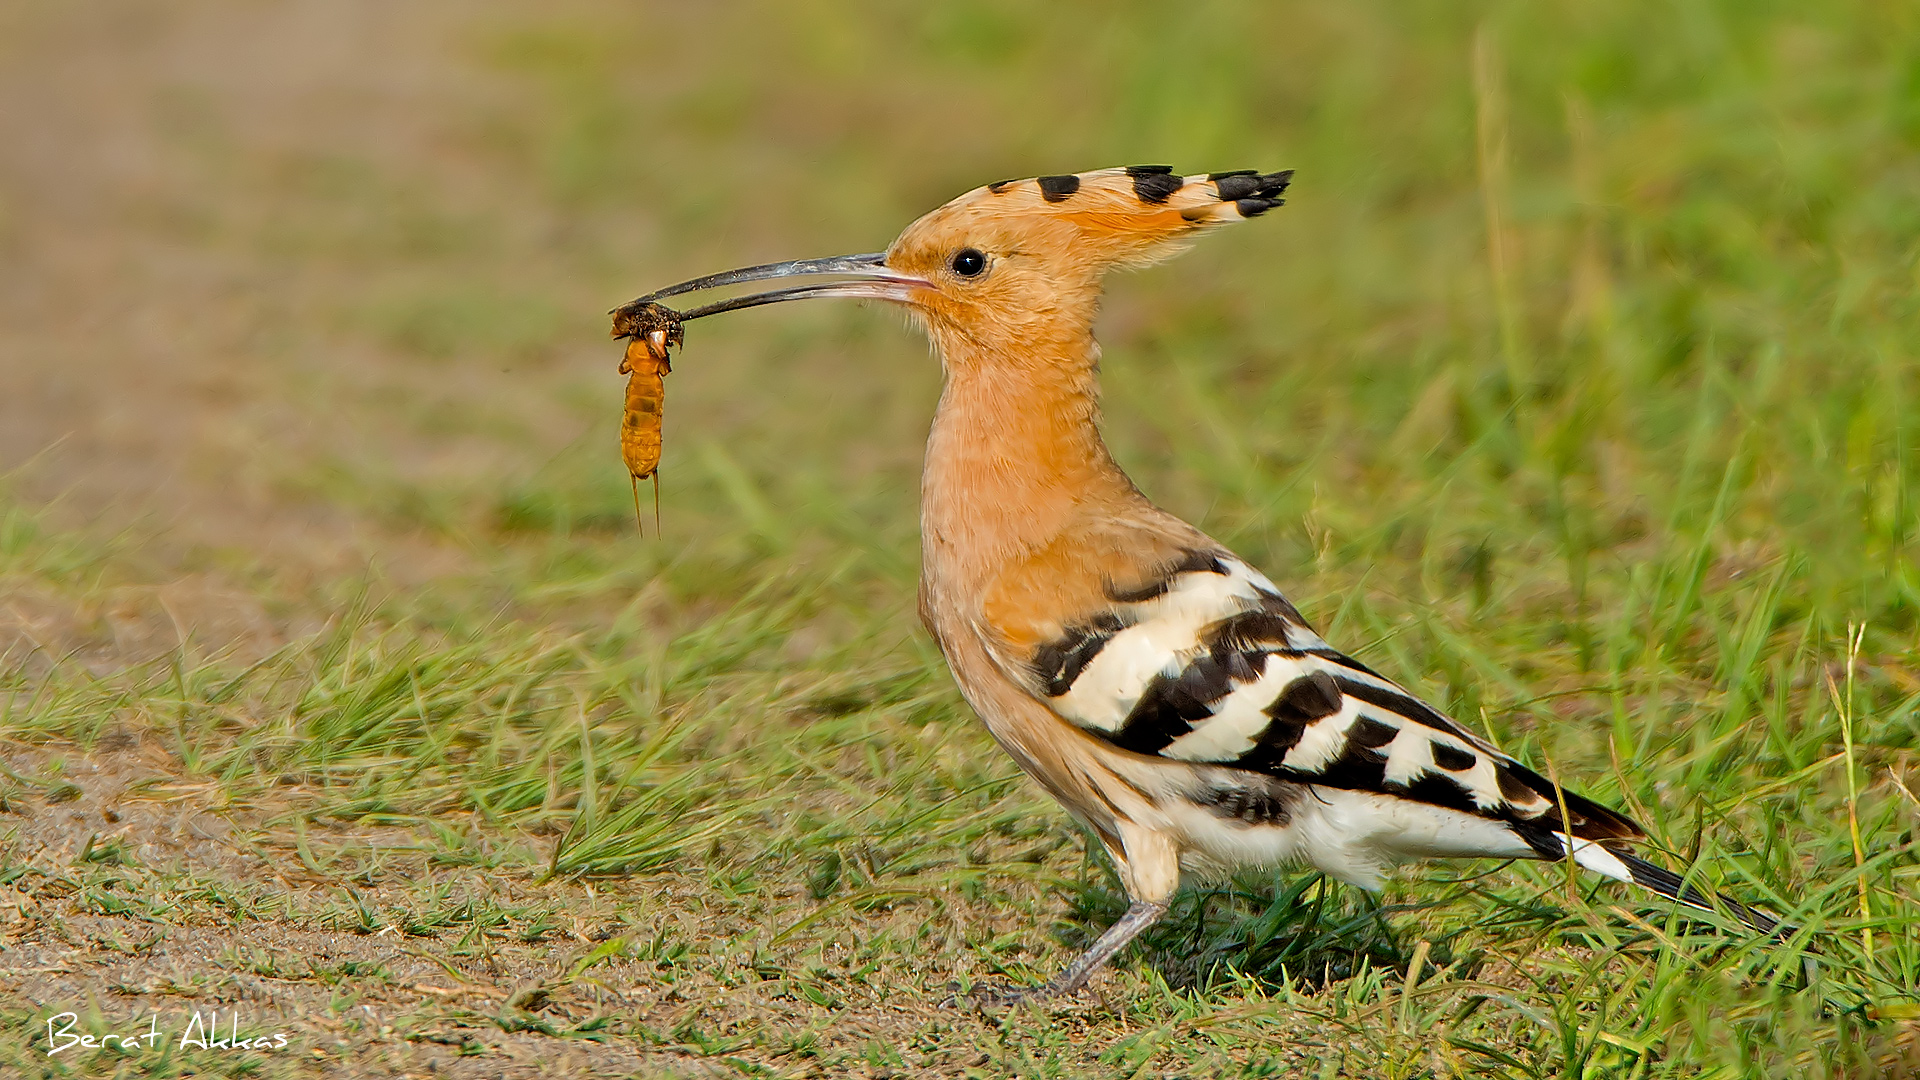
[885,167,1289,353]
[617,166,1289,359]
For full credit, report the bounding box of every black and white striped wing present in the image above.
[1008,548,1791,933]
[1022,550,1639,849]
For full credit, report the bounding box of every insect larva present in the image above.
[609,302,684,534]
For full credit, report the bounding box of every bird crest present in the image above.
[902,166,1292,272]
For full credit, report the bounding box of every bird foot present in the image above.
[949,979,1062,1010]
[949,900,1165,1010]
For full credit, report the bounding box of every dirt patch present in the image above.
[1,575,285,678]
[0,738,1146,1078]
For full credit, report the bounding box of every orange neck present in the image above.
[919,328,1138,589]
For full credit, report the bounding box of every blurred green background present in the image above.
[2,1,1919,1075]
[5,0,1913,617]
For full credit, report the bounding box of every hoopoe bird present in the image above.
[620,166,1777,1003]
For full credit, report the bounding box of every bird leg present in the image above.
[966,899,1169,1007]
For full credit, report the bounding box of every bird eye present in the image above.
[950,248,987,278]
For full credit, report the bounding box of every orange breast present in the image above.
[980,517,1202,654]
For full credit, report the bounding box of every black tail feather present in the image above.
[1612,847,1781,936]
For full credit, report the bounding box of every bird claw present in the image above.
[948,979,1057,1010]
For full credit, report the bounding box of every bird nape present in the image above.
[617,166,1781,1006]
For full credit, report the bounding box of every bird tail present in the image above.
[1558,832,1780,935]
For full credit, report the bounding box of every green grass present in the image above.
[3,0,1919,1075]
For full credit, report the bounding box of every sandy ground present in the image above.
[0,733,1067,1078]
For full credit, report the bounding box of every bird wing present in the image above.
[986,545,1644,853]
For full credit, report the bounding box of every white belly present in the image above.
[1166,786,1538,889]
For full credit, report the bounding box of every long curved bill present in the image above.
[615,252,929,323]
